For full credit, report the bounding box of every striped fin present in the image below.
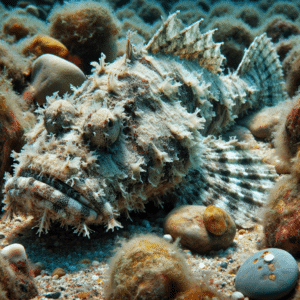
[170,137,278,227]
[144,11,225,74]
[235,33,287,107]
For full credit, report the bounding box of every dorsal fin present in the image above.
[144,11,225,74]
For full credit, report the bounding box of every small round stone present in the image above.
[235,248,299,300]
[163,205,236,254]
[51,267,66,278]
[231,291,244,300]
[264,253,274,263]
[163,234,173,243]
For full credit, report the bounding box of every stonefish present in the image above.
[2,12,285,237]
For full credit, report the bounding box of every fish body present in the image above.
[2,12,284,236]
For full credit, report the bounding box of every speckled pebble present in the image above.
[235,248,299,300]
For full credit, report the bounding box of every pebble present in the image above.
[51,267,66,278]
[264,253,274,263]
[220,261,228,269]
[1,243,28,264]
[92,260,100,267]
[238,105,282,139]
[163,234,173,243]
[163,205,236,254]
[231,291,244,300]
[43,291,61,299]
[23,54,86,106]
[235,248,299,299]
[199,262,205,269]
[25,5,39,17]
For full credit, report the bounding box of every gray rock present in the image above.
[43,291,61,299]
[235,248,299,300]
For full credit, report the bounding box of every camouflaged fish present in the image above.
[2,12,284,237]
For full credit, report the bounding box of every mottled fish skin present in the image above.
[2,12,284,237]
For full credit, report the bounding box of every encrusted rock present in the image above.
[163,205,236,254]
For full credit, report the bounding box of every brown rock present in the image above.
[51,267,66,277]
[239,105,282,140]
[163,205,236,254]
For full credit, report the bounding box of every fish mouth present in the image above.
[3,169,122,237]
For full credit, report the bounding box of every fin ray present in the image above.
[144,11,225,74]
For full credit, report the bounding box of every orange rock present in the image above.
[74,291,91,299]
[203,206,230,235]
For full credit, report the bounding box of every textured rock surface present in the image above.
[262,173,300,255]
[2,12,284,236]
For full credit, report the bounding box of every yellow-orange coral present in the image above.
[23,34,69,58]
[203,206,230,235]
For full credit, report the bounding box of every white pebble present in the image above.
[231,291,244,300]
[163,234,173,243]
[1,244,27,264]
[92,275,99,280]
[264,253,274,262]
[92,260,100,267]
[199,262,205,269]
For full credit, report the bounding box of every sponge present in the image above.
[104,234,193,300]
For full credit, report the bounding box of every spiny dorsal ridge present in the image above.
[144,10,225,74]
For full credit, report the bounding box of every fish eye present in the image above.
[44,100,76,134]
[83,108,121,148]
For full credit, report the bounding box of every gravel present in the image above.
[0,211,279,300]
